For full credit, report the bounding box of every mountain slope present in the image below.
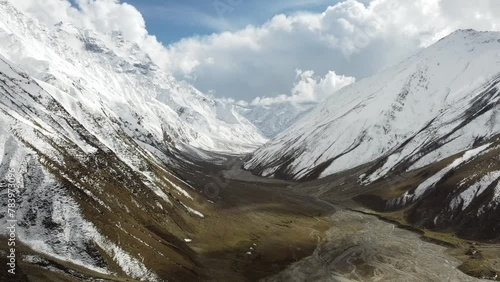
[0,53,208,280]
[245,29,500,182]
[244,29,500,244]
[0,52,333,281]
[0,2,266,280]
[352,139,500,243]
[0,1,266,156]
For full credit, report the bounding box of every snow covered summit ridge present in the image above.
[0,0,267,155]
[245,29,500,181]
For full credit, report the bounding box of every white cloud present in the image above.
[9,0,500,104]
[9,0,171,68]
[250,70,355,106]
[160,0,500,102]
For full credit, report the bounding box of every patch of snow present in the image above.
[416,144,489,196]
[181,203,205,218]
[450,171,500,210]
[492,182,500,203]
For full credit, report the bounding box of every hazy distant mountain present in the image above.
[235,102,314,138]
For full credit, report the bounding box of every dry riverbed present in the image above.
[175,156,498,281]
[265,209,491,282]
[4,154,498,282]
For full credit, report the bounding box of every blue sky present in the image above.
[121,0,341,44]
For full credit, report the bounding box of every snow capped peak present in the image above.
[0,1,266,154]
[0,4,267,278]
[448,28,495,37]
[245,29,500,180]
[54,20,74,30]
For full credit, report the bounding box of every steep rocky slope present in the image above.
[0,53,207,280]
[0,1,266,156]
[355,138,500,242]
[0,1,267,280]
[246,30,500,183]
[245,29,500,246]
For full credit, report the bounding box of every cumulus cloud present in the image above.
[161,0,500,102]
[9,0,500,104]
[250,70,356,106]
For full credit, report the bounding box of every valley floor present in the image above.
[1,154,499,281]
[172,156,500,282]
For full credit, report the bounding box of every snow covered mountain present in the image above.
[0,1,267,280]
[235,102,314,138]
[0,1,266,156]
[354,139,500,242]
[244,29,500,242]
[1,0,499,279]
[245,29,500,182]
[0,50,205,280]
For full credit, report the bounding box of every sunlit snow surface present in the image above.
[0,1,268,279]
[0,1,266,155]
[246,30,500,182]
[392,144,492,206]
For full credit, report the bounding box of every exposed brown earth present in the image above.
[2,147,500,281]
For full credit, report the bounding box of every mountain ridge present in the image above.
[0,0,267,156]
[245,29,500,181]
